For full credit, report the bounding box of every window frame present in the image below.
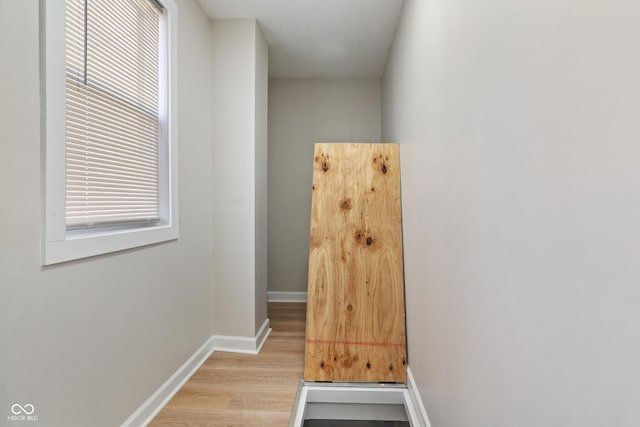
[41,0,179,265]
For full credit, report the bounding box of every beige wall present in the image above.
[384,0,640,425]
[0,1,213,426]
[210,19,269,337]
[267,79,382,293]
[254,24,269,331]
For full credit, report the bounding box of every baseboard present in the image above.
[268,291,307,302]
[121,319,271,426]
[406,367,432,427]
[120,335,216,427]
[211,318,272,354]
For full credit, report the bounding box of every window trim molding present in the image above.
[41,0,179,265]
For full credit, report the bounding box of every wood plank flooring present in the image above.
[149,302,306,427]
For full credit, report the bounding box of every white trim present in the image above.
[406,367,432,427]
[267,291,308,303]
[120,335,216,427]
[289,381,309,427]
[254,318,272,353]
[41,0,179,265]
[306,384,407,406]
[289,382,427,427]
[121,319,271,426]
[211,318,272,354]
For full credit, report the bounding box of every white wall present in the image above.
[210,19,269,337]
[0,1,213,426]
[267,79,382,293]
[383,0,640,426]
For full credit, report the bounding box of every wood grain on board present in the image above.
[304,143,407,383]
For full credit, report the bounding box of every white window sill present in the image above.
[43,224,178,265]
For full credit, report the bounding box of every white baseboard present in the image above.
[406,367,432,427]
[211,318,272,354]
[121,335,216,427]
[267,291,307,302]
[121,319,271,427]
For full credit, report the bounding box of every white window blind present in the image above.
[65,0,162,228]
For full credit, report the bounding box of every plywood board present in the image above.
[304,143,407,383]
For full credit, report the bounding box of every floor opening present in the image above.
[290,382,421,427]
[303,421,409,427]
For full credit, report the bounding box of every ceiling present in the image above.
[197,0,405,79]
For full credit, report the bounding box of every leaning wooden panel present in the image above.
[304,143,407,383]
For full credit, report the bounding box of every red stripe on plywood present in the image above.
[306,339,405,348]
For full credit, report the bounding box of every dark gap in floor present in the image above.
[303,421,410,427]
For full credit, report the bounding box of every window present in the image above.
[42,0,178,265]
[65,0,162,228]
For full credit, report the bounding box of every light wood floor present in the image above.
[149,302,306,427]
